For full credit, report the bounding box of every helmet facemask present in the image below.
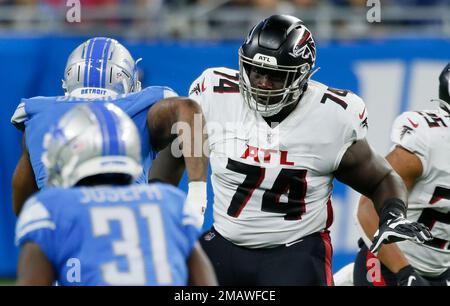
[239,49,311,117]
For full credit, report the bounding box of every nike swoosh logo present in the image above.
[446,279,450,286]
[285,239,303,247]
[407,275,416,286]
[201,78,206,92]
[359,107,366,119]
[407,117,419,128]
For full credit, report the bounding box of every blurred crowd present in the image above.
[0,0,449,39]
[1,0,450,8]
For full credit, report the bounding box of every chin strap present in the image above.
[308,66,320,79]
[132,58,143,93]
[62,79,68,95]
[122,79,129,94]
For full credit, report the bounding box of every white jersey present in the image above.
[390,109,450,276]
[189,67,368,248]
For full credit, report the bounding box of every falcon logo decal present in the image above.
[289,27,316,61]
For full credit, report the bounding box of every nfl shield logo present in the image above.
[204,231,216,241]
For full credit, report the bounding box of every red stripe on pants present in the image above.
[320,231,334,286]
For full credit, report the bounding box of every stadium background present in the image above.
[1,0,449,280]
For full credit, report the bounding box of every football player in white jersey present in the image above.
[354,63,450,286]
[154,15,432,285]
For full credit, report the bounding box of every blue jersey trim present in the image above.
[89,103,120,156]
[101,39,112,88]
[88,38,108,88]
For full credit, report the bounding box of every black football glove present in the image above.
[396,265,430,286]
[370,200,433,254]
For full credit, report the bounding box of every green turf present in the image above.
[0,279,15,286]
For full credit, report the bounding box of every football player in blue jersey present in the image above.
[11,37,208,218]
[15,103,217,286]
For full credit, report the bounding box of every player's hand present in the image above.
[370,211,432,254]
[396,265,430,286]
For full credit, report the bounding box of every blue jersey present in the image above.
[15,183,202,286]
[11,86,177,188]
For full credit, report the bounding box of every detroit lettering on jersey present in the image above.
[189,67,368,248]
[11,86,176,188]
[15,183,202,285]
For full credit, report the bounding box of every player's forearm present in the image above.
[12,162,38,215]
[184,156,208,182]
[12,176,38,215]
[368,168,408,218]
[12,135,38,215]
[358,196,410,273]
[12,189,31,216]
[176,99,208,182]
[357,195,380,239]
[16,243,55,286]
[377,243,411,274]
[335,140,407,216]
[149,145,186,185]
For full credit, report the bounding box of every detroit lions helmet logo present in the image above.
[289,27,316,61]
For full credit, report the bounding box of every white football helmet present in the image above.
[62,37,142,99]
[42,103,142,187]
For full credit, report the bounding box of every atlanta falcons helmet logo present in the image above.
[289,27,316,61]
